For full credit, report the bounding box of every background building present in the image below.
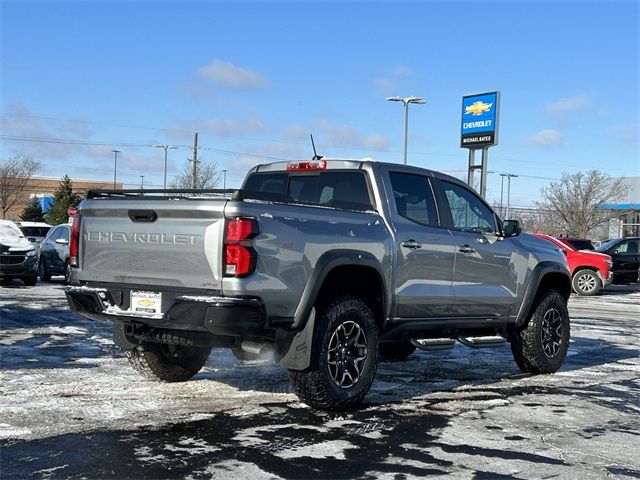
[5,177,122,221]
[604,177,640,237]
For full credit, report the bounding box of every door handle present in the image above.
[458,244,475,254]
[401,240,422,249]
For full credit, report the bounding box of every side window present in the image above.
[59,227,70,242]
[441,181,496,233]
[49,227,62,241]
[615,240,638,254]
[389,173,438,226]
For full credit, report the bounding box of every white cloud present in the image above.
[607,123,639,146]
[283,125,309,142]
[546,93,595,123]
[198,59,270,89]
[315,119,390,153]
[374,65,414,94]
[0,104,95,162]
[524,129,565,148]
[391,65,413,77]
[363,134,390,150]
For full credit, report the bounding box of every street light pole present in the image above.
[222,169,227,190]
[504,173,518,219]
[386,96,426,165]
[499,173,506,217]
[153,144,177,190]
[112,150,121,189]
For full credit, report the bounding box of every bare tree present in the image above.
[0,155,42,219]
[536,170,627,238]
[169,158,220,191]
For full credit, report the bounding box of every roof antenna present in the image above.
[310,134,323,160]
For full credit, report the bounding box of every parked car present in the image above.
[15,221,52,251]
[596,237,640,284]
[0,220,38,286]
[66,158,572,411]
[39,223,71,283]
[533,233,612,295]
[559,237,595,251]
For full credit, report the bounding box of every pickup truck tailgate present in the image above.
[77,198,226,290]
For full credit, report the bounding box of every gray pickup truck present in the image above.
[66,159,571,410]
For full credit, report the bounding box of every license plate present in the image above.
[131,290,162,314]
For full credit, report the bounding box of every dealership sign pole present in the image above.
[461,91,500,199]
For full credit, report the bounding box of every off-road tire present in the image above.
[23,275,37,286]
[572,269,601,296]
[379,341,416,361]
[510,290,570,374]
[38,259,51,282]
[288,296,378,411]
[125,342,211,382]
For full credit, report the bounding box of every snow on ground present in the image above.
[1,280,639,479]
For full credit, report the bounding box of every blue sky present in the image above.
[1,0,638,207]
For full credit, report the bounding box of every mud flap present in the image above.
[278,307,316,371]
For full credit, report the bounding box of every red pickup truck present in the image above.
[534,234,612,295]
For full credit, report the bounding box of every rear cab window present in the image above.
[242,170,374,211]
[389,172,439,226]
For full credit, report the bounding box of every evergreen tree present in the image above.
[20,197,46,222]
[45,175,80,225]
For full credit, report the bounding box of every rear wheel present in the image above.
[379,341,416,361]
[125,342,211,382]
[572,269,601,296]
[38,259,51,282]
[511,290,570,374]
[288,296,378,411]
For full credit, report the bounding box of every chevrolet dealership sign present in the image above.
[461,91,500,149]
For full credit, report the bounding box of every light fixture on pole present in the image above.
[386,96,426,165]
[153,144,178,190]
[111,150,121,189]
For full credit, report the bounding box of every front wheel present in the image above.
[572,269,601,296]
[288,296,379,411]
[511,290,570,374]
[125,342,211,382]
[38,259,51,282]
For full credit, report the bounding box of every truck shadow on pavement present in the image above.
[2,394,574,480]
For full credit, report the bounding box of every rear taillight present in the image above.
[69,214,81,267]
[224,218,258,277]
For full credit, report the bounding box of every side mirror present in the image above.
[55,238,69,245]
[502,219,522,237]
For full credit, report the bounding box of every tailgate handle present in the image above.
[128,209,158,223]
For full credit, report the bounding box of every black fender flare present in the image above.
[515,261,571,327]
[291,249,389,329]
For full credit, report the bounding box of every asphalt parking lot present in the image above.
[1,280,639,479]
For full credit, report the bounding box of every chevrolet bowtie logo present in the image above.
[465,101,492,116]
